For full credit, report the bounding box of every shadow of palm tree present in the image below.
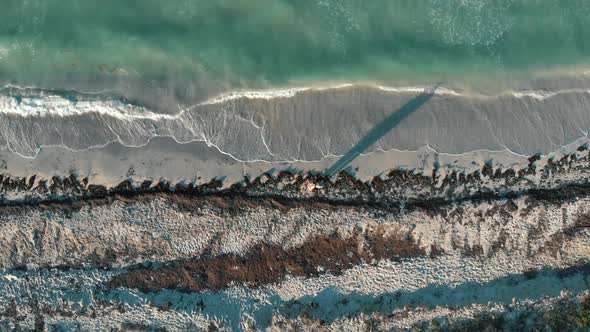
[323,88,437,178]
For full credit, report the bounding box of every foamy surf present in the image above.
[0,95,176,120]
[199,83,356,105]
[2,83,590,119]
[377,85,462,96]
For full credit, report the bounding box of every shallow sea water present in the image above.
[1,0,589,104]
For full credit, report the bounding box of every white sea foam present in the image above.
[202,87,309,105]
[511,90,559,100]
[378,85,432,93]
[2,83,588,118]
[200,83,355,105]
[378,85,467,96]
[0,95,176,120]
[376,85,585,100]
[201,83,585,106]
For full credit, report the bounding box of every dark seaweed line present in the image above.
[0,177,589,215]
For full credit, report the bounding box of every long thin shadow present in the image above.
[323,89,437,178]
[101,261,590,330]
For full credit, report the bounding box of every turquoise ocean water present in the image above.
[1,0,589,100]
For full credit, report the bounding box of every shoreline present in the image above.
[0,133,587,195]
[4,75,590,113]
